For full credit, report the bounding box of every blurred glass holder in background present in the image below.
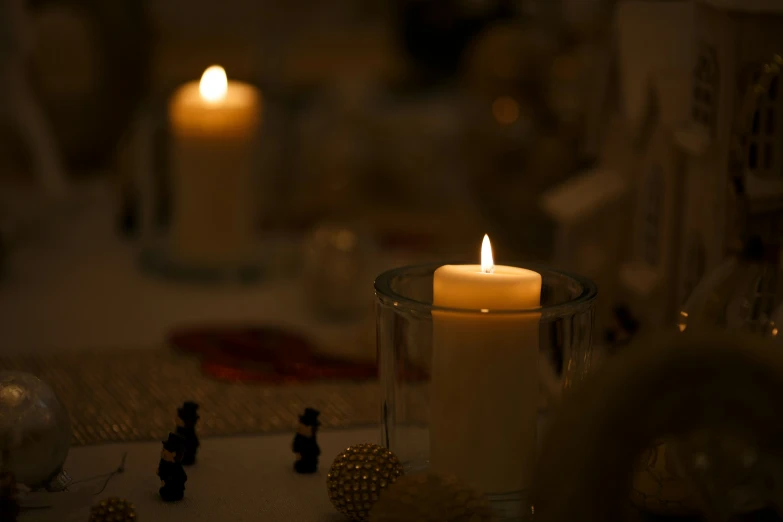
[375,263,597,520]
[303,221,379,320]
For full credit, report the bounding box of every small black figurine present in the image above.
[0,471,19,522]
[292,408,321,474]
[157,433,187,502]
[176,401,200,466]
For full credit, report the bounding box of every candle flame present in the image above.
[199,65,228,103]
[481,234,494,274]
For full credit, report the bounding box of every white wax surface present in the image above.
[431,264,541,495]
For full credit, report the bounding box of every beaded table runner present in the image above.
[0,349,381,446]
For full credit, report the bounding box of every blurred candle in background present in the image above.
[168,65,261,267]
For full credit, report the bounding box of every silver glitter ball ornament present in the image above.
[369,472,493,522]
[327,443,404,521]
[0,371,71,489]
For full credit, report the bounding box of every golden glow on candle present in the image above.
[199,65,228,103]
[481,234,494,274]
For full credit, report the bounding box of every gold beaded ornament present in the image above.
[369,472,493,522]
[327,443,404,521]
[88,497,137,522]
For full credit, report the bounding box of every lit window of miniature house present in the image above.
[642,165,664,267]
[692,43,719,133]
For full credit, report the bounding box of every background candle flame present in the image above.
[481,234,494,273]
[199,65,228,102]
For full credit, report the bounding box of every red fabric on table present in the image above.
[169,326,427,383]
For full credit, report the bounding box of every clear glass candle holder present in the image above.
[375,263,597,521]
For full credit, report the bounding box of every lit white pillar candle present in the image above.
[168,65,262,267]
[431,235,541,495]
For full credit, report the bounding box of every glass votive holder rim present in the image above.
[374,262,598,319]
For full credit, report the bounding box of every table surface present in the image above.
[0,184,414,521]
[22,428,713,522]
[24,427,378,522]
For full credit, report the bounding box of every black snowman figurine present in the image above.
[292,408,321,474]
[157,433,188,502]
[176,401,200,465]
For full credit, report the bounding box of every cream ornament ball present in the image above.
[327,443,404,521]
[369,472,493,522]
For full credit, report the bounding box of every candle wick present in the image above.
[483,265,495,274]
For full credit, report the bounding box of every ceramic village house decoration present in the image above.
[542,0,783,337]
